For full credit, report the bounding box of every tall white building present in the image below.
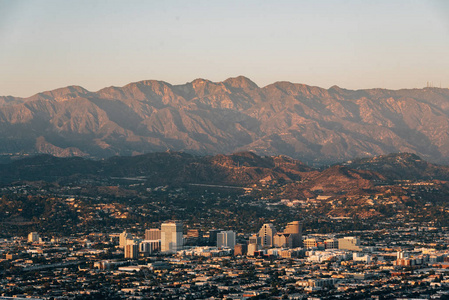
[258,223,277,248]
[217,230,236,249]
[28,232,40,243]
[119,231,133,248]
[161,221,183,253]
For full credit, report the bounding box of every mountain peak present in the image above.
[124,80,172,90]
[47,85,89,95]
[29,85,90,101]
[191,78,212,85]
[329,85,342,91]
[223,76,258,89]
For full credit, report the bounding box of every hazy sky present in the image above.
[1,0,449,97]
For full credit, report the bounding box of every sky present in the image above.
[1,0,449,97]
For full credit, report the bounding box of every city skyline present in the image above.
[1,0,449,97]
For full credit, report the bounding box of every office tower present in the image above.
[145,229,161,240]
[139,240,161,254]
[28,232,40,243]
[217,230,236,248]
[125,243,139,259]
[249,234,261,245]
[284,221,303,247]
[272,221,303,249]
[119,231,133,248]
[258,223,277,248]
[208,229,221,246]
[273,233,293,248]
[161,221,183,253]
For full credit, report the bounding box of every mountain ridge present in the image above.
[1,76,449,165]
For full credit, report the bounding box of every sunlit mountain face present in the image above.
[1,76,449,166]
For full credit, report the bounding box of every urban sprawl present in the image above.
[2,220,449,299]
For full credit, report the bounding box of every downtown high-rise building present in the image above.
[258,223,277,248]
[28,232,40,243]
[139,240,161,254]
[217,230,236,249]
[208,229,222,246]
[273,221,303,248]
[119,231,133,248]
[145,228,161,240]
[125,242,139,259]
[161,221,183,253]
[283,221,303,248]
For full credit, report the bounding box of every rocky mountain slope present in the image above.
[2,77,449,165]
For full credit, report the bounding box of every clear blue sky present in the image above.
[1,0,448,97]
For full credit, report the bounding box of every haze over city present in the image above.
[1,0,449,97]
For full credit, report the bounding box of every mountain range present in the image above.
[2,76,449,165]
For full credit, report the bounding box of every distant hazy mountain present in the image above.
[2,76,449,165]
